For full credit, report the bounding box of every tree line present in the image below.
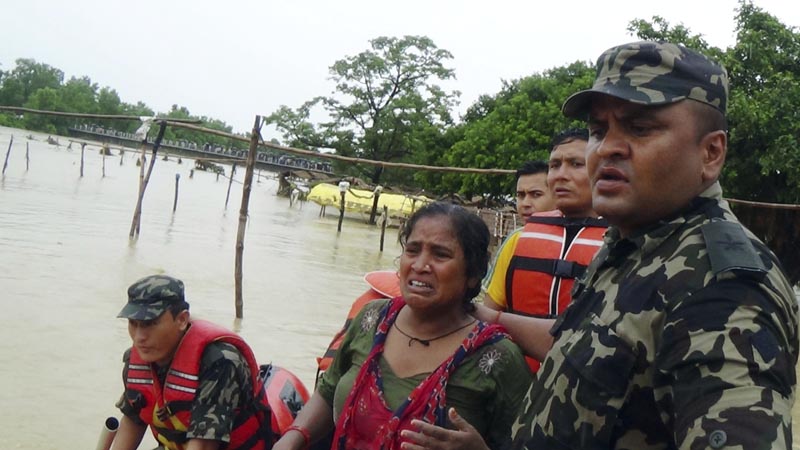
[1,1,797,204]
[0,63,243,152]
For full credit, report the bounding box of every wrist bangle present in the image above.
[286,425,310,449]
[493,309,503,324]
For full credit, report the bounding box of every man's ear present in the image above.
[701,129,727,183]
[176,309,190,331]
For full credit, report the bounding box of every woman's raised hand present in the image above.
[400,408,490,450]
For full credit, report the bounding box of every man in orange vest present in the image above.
[482,128,607,371]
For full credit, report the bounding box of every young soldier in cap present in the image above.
[403,41,798,450]
[113,274,272,450]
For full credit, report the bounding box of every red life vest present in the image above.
[125,320,271,450]
[315,270,401,378]
[506,211,607,318]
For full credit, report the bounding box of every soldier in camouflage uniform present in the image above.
[508,41,799,450]
[113,274,268,450]
[402,41,798,450]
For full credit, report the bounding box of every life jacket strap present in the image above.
[514,257,587,279]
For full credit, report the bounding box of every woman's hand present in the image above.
[400,408,490,450]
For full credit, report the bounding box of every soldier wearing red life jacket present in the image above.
[483,129,607,372]
[113,274,306,450]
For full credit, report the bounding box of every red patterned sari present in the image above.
[332,297,506,450]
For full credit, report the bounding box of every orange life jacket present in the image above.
[506,212,607,317]
[125,320,271,450]
[506,212,607,371]
[315,270,401,380]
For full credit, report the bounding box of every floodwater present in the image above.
[1,125,798,449]
[0,126,402,449]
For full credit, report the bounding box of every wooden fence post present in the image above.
[3,135,13,175]
[129,122,168,238]
[369,185,383,225]
[337,180,350,233]
[234,115,262,318]
[80,143,85,177]
[380,205,388,251]
[173,173,180,212]
[225,163,237,209]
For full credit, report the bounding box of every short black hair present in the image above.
[551,128,589,151]
[516,160,549,181]
[688,101,728,141]
[166,301,190,317]
[399,202,490,306]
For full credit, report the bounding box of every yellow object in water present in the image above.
[307,183,432,221]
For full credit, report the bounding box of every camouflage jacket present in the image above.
[511,182,798,450]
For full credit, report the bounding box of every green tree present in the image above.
[22,87,63,133]
[628,3,800,203]
[429,62,594,200]
[723,2,800,203]
[627,16,713,53]
[60,76,98,116]
[0,58,64,107]
[266,35,458,184]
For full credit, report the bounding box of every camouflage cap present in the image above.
[562,41,728,118]
[117,274,186,320]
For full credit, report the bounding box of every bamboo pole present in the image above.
[102,145,106,177]
[173,173,180,212]
[167,120,514,175]
[80,143,85,177]
[0,106,201,123]
[337,189,346,233]
[234,115,262,319]
[0,105,515,175]
[369,186,382,225]
[25,142,29,171]
[380,205,388,252]
[225,163,237,209]
[2,135,12,175]
[129,122,168,238]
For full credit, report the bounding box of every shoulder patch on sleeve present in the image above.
[701,220,767,280]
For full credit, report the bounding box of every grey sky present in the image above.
[2,0,798,139]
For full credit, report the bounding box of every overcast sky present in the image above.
[2,0,798,139]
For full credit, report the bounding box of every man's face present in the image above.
[516,172,554,221]
[547,139,594,218]
[128,310,189,366]
[586,95,707,236]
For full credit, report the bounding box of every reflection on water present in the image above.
[0,126,401,449]
[1,126,798,449]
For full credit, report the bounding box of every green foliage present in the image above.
[723,2,800,203]
[23,87,65,132]
[266,35,458,184]
[628,2,800,203]
[426,62,595,200]
[0,58,237,147]
[0,58,63,107]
